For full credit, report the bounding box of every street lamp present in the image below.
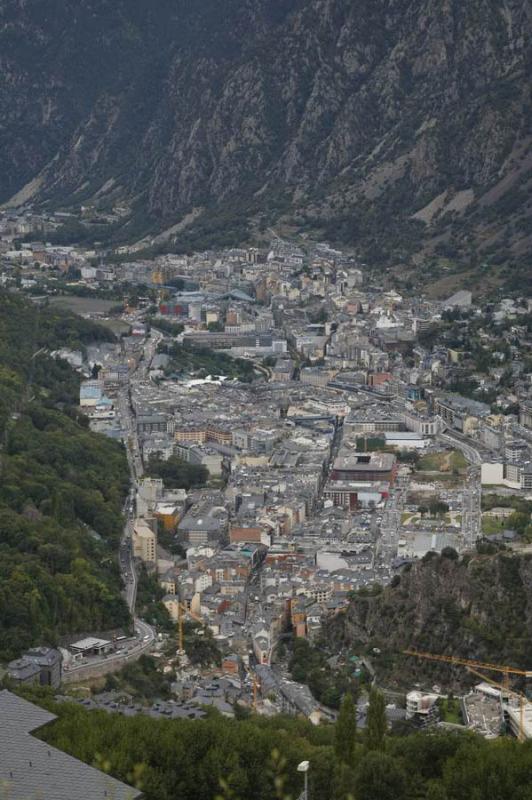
[297,760,310,800]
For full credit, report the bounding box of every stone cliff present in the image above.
[328,551,532,687]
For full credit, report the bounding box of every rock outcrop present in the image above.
[328,551,532,687]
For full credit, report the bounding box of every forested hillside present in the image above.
[0,292,130,660]
[31,692,532,800]
[328,549,532,688]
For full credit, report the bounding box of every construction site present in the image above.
[404,650,532,740]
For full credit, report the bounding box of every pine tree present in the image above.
[335,692,357,767]
[365,688,387,751]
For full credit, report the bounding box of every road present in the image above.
[379,474,408,563]
[117,330,163,607]
[120,505,137,612]
[63,619,156,680]
[437,430,483,549]
[117,331,163,627]
[315,415,344,512]
[461,466,482,550]
[437,430,485,466]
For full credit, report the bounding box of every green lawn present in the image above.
[417,452,445,471]
[450,450,468,471]
[481,516,506,535]
[438,697,463,725]
[417,449,468,474]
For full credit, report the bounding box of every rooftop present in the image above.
[0,690,141,800]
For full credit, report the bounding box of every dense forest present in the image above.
[0,292,130,660]
[28,689,532,800]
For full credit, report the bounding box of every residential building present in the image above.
[133,520,158,564]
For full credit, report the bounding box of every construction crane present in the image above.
[403,649,531,741]
[177,602,205,653]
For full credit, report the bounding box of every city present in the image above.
[3,206,532,741]
[1,3,531,797]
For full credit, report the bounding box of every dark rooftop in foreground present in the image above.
[0,690,141,800]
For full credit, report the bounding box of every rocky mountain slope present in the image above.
[328,550,532,688]
[1,0,531,278]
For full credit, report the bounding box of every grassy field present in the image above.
[402,511,461,527]
[48,296,130,334]
[481,516,507,535]
[49,296,116,314]
[438,697,463,725]
[417,449,468,473]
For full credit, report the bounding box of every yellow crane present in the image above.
[403,649,531,741]
[177,602,205,653]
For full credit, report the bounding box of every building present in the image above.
[481,460,532,491]
[405,691,439,726]
[7,648,62,689]
[403,410,440,436]
[331,452,397,483]
[154,503,181,531]
[175,442,224,476]
[5,658,41,686]
[79,380,104,408]
[0,690,141,800]
[162,595,180,622]
[137,413,168,436]
[278,680,330,725]
[178,505,229,545]
[434,394,490,433]
[323,480,389,510]
[69,637,113,657]
[519,404,532,430]
[136,477,164,516]
[133,520,158,564]
[384,432,428,449]
[229,526,271,547]
[505,440,529,463]
[506,701,532,740]
[299,367,337,387]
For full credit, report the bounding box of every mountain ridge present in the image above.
[1,0,531,278]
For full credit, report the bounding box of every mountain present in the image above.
[328,549,532,688]
[1,0,531,282]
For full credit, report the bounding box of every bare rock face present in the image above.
[328,551,532,687]
[1,0,531,267]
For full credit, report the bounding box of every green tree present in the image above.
[428,499,449,518]
[426,781,448,800]
[354,752,407,800]
[508,512,529,535]
[335,692,357,768]
[365,689,387,751]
